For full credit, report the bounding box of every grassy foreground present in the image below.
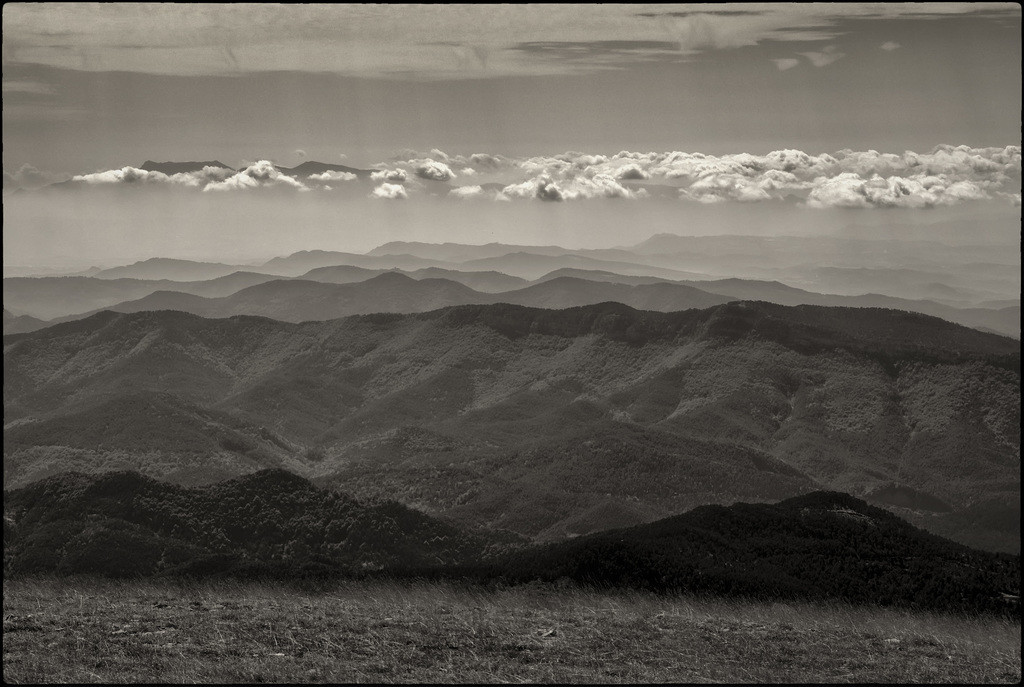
[3,576,1020,683]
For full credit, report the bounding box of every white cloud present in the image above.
[29,144,1021,208]
[165,165,235,188]
[371,168,408,183]
[203,160,308,192]
[615,163,649,180]
[772,58,800,71]
[448,185,485,199]
[501,174,564,201]
[413,159,457,182]
[308,170,357,182]
[805,172,995,208]
[501,171,646,201]
[681,173,772,203]
[73,166,170,185]
[371,182,408,199]
[880,41,901,51]
[468,153,505,169]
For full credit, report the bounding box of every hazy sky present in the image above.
[2,3,1021,269]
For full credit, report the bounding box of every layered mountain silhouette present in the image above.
[92,258,260,282]
[5,302,1019,553]
[3,309,47,336]
[8,269,1017,337]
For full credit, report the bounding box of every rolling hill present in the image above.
[439,490,1019,615]
[3,468,1015,616]
[5,302,1019,553]
[3,468,504,578]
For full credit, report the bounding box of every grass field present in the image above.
[3,576,1020,683]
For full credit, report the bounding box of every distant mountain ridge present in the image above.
[139,160,234,175]
[8,266,1017,337]
[273,161,374,179]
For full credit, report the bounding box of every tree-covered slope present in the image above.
[434,491,1020,616]
[5,302,1019,552]
[3,469,509,578]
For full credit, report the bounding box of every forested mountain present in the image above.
[5,301,1019,552]
[3,469,507,578]
[433,490,1019,616]
[4,471,1016,617]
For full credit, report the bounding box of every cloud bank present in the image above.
[30,145,1019,209]
[5,4,1014,80]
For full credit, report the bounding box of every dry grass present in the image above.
[3,576,1019,683]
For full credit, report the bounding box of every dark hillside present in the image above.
[3,469,502,578]
[437,491,1019,616]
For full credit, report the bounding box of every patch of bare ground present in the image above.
[3,576,1019,683]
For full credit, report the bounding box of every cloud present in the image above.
[1,4,1010,80]
[73,166,170,185]
[798,45,844,67]
[680,173,773,203]
[295,148,308,158]
[370,168,408,183]
[501,171,646,201]
[502,175,564,201]
[448,185,485,199]
[26,144,1020,208]
[4,163,70,190]
[308,170,357,182]
[468,153,505,169]
[413,159,457,181]
[805,172,994,209]
[203,160,308,192]
[371,182,408,199]
[880,41,901,51]
[772,57,800,71]
[615,163,649,180]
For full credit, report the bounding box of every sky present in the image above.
[2,3,1021,270]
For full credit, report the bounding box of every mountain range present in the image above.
[6,268,1018,338]
[5,301,1018,554]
